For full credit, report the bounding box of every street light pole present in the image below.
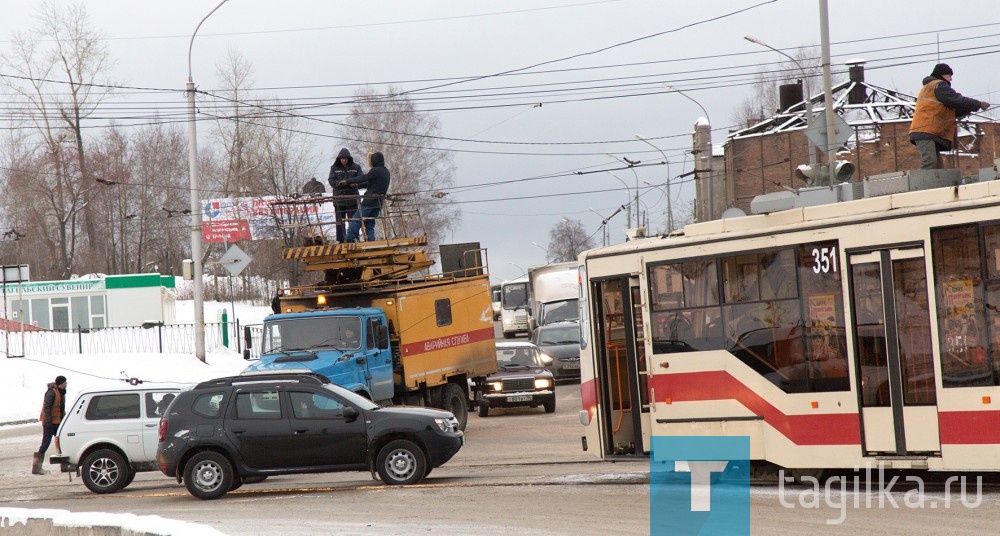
[530,241,548,263]
[744,34,817,169]
[588,208,609,247]
[605,155,640,228]
[187,0,228,362]
[819,0,838,177]
[663,85,714,220]
[635,135,672,233]
[603,170,632,231]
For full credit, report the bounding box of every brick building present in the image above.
[721,62,999,215]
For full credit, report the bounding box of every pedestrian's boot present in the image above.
[31,452,49,475]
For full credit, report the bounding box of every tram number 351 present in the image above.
[812,246,838,274]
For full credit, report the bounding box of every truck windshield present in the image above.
[502,283,527,310]
[263,316,363,353]
[541,299,579,324]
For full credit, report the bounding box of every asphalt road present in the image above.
[3,328,999,534]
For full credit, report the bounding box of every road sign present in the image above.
[218,244,251,276]
[805,113,852,152]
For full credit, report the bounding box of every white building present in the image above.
[1,274,177,331]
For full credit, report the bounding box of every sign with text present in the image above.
[650,436,750,536]
[201,195,338,243]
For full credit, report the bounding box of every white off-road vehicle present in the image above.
[50,383,184,494]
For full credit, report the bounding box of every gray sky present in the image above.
[2,0,998,283]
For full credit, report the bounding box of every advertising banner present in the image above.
[201,195,338,243]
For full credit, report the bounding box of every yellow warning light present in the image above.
[317,295,327,306]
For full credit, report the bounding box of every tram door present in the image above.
[592,276,647,456]
[849,248,940,455]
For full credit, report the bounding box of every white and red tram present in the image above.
[578,180,1000,475]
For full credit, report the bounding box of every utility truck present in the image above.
[244,196,495,430]
[526,261,579,336]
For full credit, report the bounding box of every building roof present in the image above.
[728,66,994,153]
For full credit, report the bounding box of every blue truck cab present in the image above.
[244,308,394,402]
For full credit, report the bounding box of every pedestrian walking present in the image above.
[34,375,67,475]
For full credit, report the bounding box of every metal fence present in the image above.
[0,322,265,359]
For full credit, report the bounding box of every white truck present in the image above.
[526,262,579,336]
[500,276,529,339]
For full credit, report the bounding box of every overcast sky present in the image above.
[2,0,998,283]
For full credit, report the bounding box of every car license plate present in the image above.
[564,363,580,370]
[507,395,531,402]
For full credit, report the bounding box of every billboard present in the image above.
[201,195,338,243]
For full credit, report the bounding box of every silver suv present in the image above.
[50,383,183,494]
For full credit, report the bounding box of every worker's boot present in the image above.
[31,452,49,475]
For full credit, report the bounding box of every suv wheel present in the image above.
[185,451,233,500]
[81,449,129,494]
[376,439,427,486]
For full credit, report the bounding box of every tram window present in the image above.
[931,223,996,388]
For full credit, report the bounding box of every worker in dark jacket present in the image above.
[909,63,990,169]
[340,152,390,242]
[34,375,67,475]
[328,148,363,243]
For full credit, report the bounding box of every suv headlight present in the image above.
[534,378,552,389]
[434,417,455,433]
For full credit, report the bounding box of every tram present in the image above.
[579,177,1000,476]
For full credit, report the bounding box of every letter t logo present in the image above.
[674,461,729,511]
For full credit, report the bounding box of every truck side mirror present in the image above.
[377,325,390,350]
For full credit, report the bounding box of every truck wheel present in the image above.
[440,383,468,431]
[376,439,427,486]
[81,449,130,494]
[543,398,556,413]
[185,451,233,500]
[478,403,489,417]
[502,331,513,339]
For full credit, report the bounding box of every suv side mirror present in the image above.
[376,325,390,350]
[342,406,360,422]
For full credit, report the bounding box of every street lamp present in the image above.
[187,0,228,362]
[635,135,672,233]
[606,154,640,228]
[507,261,525,278]
[588,208,609,247]
[530,241,548,263]
[743,34,817,169]
[663,85,714,221]
[603,170,632,230]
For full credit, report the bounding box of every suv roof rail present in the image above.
[195,372,330,389]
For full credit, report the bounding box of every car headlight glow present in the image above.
[489,381,503,391]
[534,378,552,389]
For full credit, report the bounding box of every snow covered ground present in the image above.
[0,300,273,535]
[0,300,271,424]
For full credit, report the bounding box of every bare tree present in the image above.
[0,1,113,276]
[547,219,594,262]
[335,87,460,249]
[730,45,844,130]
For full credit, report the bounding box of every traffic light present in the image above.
[794,161,856,186]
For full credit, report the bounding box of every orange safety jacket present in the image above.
[909,79,957,145]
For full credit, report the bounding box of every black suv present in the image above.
[157,372,463,500]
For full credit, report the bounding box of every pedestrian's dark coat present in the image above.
[343,152,390,210]
[328,148,362,211]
